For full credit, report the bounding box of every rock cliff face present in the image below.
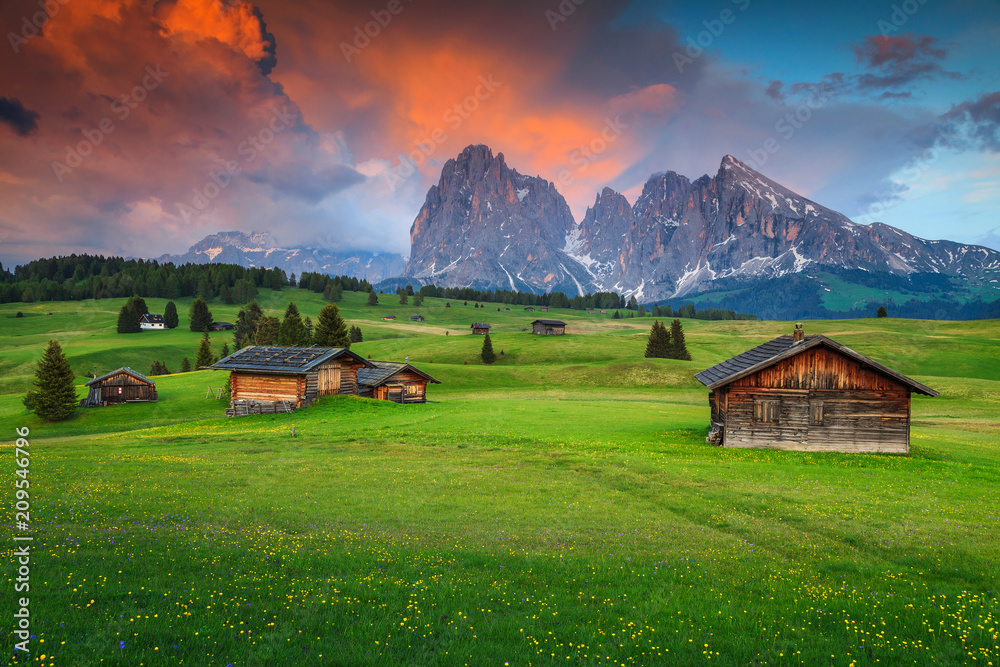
[157,231,406,282]
[401,145,594,294]
[402,145,1000,299]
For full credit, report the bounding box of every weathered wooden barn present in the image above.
[357,362,440,403]
[531,319,566,335]
[695,326,938,454]
[209,321,234,331]
[82,367,157,407]
[211,346,374,410]
[471,322,491,335]
[410,315,425,322]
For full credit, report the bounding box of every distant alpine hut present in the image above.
[695,325,938,454]
[211,346,374,410]
[524,307,535,312]
[139,313,165,330]
[540,307,549,312]
[82,367,157,407]
[410,315,425,322]
[471,322,491,335]
[383,315,396,321]
[209,321,234,331]
[358,362,441,404]
[531,319,566,335]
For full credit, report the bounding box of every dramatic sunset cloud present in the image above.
[0,0,998,265]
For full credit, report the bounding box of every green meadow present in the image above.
[1,291,998,666]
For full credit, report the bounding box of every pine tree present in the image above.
[613,310,621,319]
[349,325,363,343]
[367,291,379,306]
[398,289,408,305]
[220,342,230,359]
[303,316,314,344]
[117,301,141,333]
[669,319,691,360]
[480,332,496,364]
[314,304,350,347]
[234,301,263,349]
[220,283,234,305]
[277,302,310,346]
[128,295,149,315]
[644,321,672,359]
[413,293,423,307]
[445,302,450,308]
[195,331,214,369]
[163,301,179,329]
[189,297,213,332]
[877,305,888,318]
[180,357,192,373]
[627,295,638,310]
[29,340,78,422]
[254,317,280,345]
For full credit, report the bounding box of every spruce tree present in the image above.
[669,319,691,360]
[195,331,214,369]
[220,342,230,359]
[163,301,179,329]
[627,295,638,310]
[128,295,149,315]
[189,297,213,332]
[413,293,423,307]
[181,357,192,373]
[398,289,408,305]
[349,325,363,343]
[117,301,141,333]
[367,291,378,306]
[314,304,351,347]
[277,302,310,346]
[877,305,888,318]
[220,284,234,305]
[234,301,263,349]
[644,321,672,359]
[480,332,496,364]
[254,317,280,345]
[29,340,78,422]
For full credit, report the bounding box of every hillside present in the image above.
[1,295,998,665]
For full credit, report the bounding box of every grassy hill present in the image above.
[1,290,998,665]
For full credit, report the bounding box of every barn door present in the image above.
[388,387,403,404]
[318,366,341,395]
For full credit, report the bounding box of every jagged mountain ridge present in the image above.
[157,231,407,283]
[401,145,1000,302]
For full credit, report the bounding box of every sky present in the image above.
[0,0,998,267]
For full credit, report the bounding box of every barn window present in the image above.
[810,401,824,426]
[753,399,778,423]
[406,385,420,395]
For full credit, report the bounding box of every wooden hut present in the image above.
[410,315,425,322]
[471,322,491,335]
[357,362,441,404]
[82,367,157,406]
[210,321,234,331]
[531,319,566,335]
[210,346,374,411]
[524,307,535,312]
[694,325,938,454]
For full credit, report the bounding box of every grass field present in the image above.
[1,290,999,666]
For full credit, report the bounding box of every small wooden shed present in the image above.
[211,346,374,409]
[139,314,165,330]
[357,362,441,404]
[411,315,425,322]
[531,319,566,335]
[82,367,158,406]
[471,322,491,335]
[694,326,938,454]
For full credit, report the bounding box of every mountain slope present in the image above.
[401,145,596,294]
[157,231,406,283]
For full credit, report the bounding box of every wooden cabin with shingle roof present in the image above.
[82,367,157,406]
[695,324,938,454]
[531,319,566,335]
[471,322,491,335]
[357,362,441,404]
[211,346,374,409]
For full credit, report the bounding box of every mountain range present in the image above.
[399,145,1000,310]
[156,231,406,283]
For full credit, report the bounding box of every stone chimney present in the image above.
[792,323,804,343]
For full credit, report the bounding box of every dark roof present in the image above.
[471,322,491,328]
[87,367,155,386]
[140,314,164,323]
[357,361,441,387]
[532,319,566,326]
[210,346,375,374]
[410,315,424,320]
[695,334,938,396]
[211,321,234,327]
